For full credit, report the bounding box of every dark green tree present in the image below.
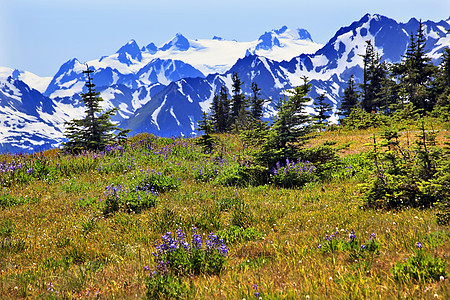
[230,72,245,125]
[250,82,266,122]
[209,86,232,133]
[234,96,252,132]
[256,77,313,167]
[339,74,359,118]
[314,92,332,127]
[375,63,400,115]
[392,20,437,112]
[431,47,450,119]
[196,112,215,153]
[360,41,388,113]
[64,65,129,152]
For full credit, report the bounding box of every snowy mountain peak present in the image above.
[256,31,282,51]
[117,39,143,62]
[142,42,158,54]
[255,26,314,51]
[274,26,313,42]
[160,33,190,52]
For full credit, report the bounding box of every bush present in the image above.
[216,226,263,244]
[340,108,390,130]
[102,183,159,215]
[298,142,343,180]
[149,229,228,276]
[131,170,180,193]
[0,194,38,209]
[269,159,317,188]
[145,272,188,300]
[318,230,380,260]
[216,164,267,186]
[392,242,447,283]
[362,125,447,210]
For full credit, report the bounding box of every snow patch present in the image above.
[151,96,167,131]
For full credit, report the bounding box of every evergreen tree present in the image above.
[230,72,245,125]
[431,47,450,120]
[210,93,225,133]
[219,85,231,131]
[210,86,232,133]
[339,74,359,118]
[360,40,375,112]
[360,41,388,112]
[392,20,437,112]
[64,65,129,152]
[314,93,332,127]
[256,77,313,167]
[377,64,399,115]
[250,82,266,122]
[432,47,450,107]
[234,97,252,132]
[196,112,215,153]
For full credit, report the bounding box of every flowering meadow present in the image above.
[0,125,448,299]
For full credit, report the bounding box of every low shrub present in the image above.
[392,242,447,283]
[270,159,317,188]
[0,193,39,209]
[318,230,380,260]
[144,228,228,298]
[102,183,159,215]
[216,164,267,186]
[216,226,263,244]
[340,108,390,130]
[130,170,180,193]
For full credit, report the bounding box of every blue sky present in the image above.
[1,0,449,77]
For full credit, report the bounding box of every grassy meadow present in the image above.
[0,123,449,299]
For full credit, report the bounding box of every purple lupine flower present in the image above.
[348,230,356,242]
[252,284,260,297]
[218,243,228,257]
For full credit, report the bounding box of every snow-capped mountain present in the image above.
[120,14,450,137]
[44,27,321,99]
[0,67,52,94]
[0,76,63,153]
[1,14,449,153]
[141,27,321,75]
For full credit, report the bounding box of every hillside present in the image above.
[0,120,448,299]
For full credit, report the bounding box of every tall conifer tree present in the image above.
[339,74,359,117]
[314,93,332,127]
[392,20,437,112]
[230,72,245,125]
[256,77,313,167]
[250,82,267,123]
[64,65,129,152]
[360,41,388,112]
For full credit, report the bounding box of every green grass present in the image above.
[0,130,448,299]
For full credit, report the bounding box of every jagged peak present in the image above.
[159,33,190,52]
[274,26,289,35]
[142,42,158,54]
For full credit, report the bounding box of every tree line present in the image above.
[339,21,450,120]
